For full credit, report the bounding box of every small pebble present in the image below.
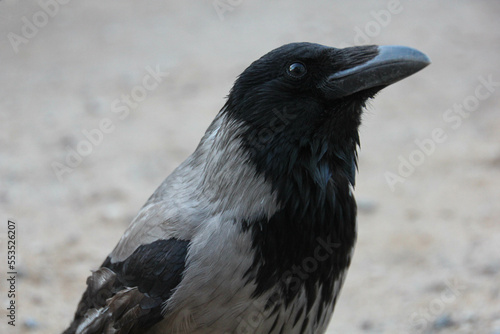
[360,319,373,330]
[433,313,454,329]
[23,317,40,330]
[462,310,477,323]
[481,262,500,276]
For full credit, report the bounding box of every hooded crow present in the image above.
[63,42,430,334]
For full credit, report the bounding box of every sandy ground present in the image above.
[1,1,499,333]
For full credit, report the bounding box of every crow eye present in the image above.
[287,62,307,78]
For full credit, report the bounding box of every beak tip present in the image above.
[377,45,431,67]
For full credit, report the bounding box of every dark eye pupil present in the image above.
[288,62,306,77]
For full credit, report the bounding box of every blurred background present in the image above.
[1,1,499,333]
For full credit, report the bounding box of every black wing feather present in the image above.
[63,238,189,334]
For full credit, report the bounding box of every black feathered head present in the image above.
[222,42,430,186]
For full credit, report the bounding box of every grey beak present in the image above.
[324,45,431,99]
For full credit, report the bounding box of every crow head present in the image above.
[222,42,430,186]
